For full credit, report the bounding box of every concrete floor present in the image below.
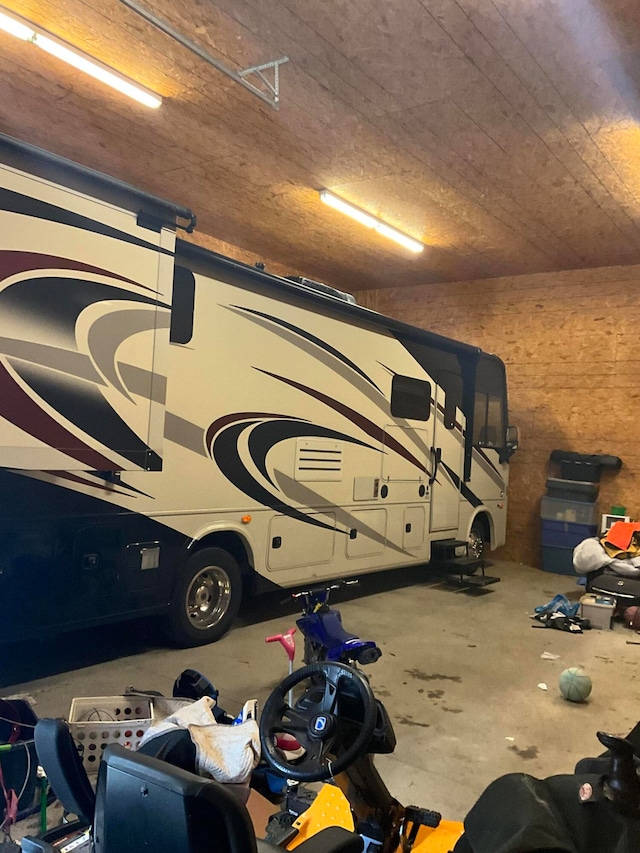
[3,559,640,828]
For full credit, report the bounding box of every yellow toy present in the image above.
[259,661,464,853]
[259,668,640,852]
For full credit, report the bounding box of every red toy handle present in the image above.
[265,627,297,662]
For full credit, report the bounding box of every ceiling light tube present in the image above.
[0,7,161,108]
[0,9,32,39]
[320,190,424,253]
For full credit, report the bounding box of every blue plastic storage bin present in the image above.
[541,545,576,576]
[541,519,598,549]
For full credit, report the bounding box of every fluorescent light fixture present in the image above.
[0,9,32,39]
[320,190,424,253]
[0,7,161,109]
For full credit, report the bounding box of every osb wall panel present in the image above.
[355,266,640,568]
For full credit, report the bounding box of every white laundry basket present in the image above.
[67,695,153,773]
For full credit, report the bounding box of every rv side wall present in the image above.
[0,141,511,645]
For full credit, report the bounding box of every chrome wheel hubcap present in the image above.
[186,566,232,630]
[468,529,484,559]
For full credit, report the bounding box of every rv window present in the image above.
[473,356,506,448]
[170,267,195,345]
[391,375,431,421]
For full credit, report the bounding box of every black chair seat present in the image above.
[33,719,95,823]
[95,744,363,853]
[27,720,363,853]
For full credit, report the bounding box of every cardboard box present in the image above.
[580,593,615,629]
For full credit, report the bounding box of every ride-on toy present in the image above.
[267,582,382,677]
[293,583,382,668]
[258,662,640,853]
[23,662,640,853]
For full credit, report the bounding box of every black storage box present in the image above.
[541,545,576,576]
[549,450,622,483]
[588,572,640,603]
[545,477,599,502]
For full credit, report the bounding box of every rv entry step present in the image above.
[431,538,500,589]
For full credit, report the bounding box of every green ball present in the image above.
[559,667,592,703]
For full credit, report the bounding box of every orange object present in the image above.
[241,514,252,524]
[603,521,640,552]
[285,784,464,853]
[287,785,354,849]
[409,819,465,852]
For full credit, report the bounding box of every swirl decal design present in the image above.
[228,305,383,393]
[207,414,378,532]
[0,250,169,472]
[256,369,428,476]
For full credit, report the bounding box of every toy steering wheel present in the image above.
[260,661,377,782]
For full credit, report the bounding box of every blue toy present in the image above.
[293,582,382,667]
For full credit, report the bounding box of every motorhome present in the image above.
[0,133,517,646]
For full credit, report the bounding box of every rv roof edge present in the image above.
[0,131,194,232]
[175,238,482,360]
[0,130,481,361]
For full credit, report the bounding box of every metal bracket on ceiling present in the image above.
[118,0,288,110]
[237,57,289,108]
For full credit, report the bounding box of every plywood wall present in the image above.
[355,266,640,567]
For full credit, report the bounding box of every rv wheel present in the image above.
[468,520,486,561]
[165,548,243,647]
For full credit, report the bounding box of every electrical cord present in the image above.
[0,740,35,806]
[0,716,34,730]
[15,743,31,804]
[78,708,117,722]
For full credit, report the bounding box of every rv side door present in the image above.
[429,371,464,534]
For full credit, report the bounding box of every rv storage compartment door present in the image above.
[0,162,173,470]
[268,513,336,570]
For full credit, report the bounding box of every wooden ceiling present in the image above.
[1,0,640,290]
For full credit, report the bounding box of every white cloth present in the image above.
[573,537,640,578]
[609,556,640,578]
[140,697,260,785]
[573,537,611,575]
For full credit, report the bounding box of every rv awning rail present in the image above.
[0,132,195,233]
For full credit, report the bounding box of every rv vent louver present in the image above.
[295,439,343,482]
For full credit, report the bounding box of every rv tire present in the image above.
[165,547,243,647]
[468,519,487,562]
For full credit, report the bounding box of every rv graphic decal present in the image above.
[256,369,429,477]
[0,251,168,470]
[0,186,172,256]
[441,462,483,508]
[228,305,383,393]
[207,413,377,532]
[473,446,505,488]
[227,308,437,468]
[48,469,142,498]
